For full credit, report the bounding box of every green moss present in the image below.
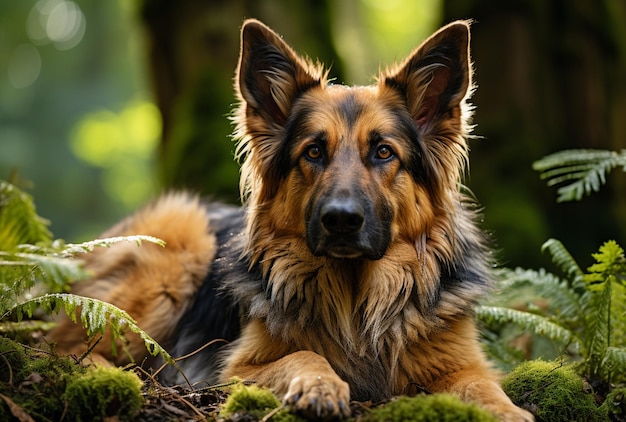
[0,336,89,420]
[364,394,498,422]
[219,382,309,421]
[64,365,144,421]
[28,350,86,378]
[220,383,283,420]
[502,360,605,421]
[0,336,30,382]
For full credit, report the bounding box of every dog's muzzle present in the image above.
[307,194,390,260]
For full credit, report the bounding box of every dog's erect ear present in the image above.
[383,21,472,133]
[236,19,323,127]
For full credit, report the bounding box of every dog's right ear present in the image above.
[236,19,324,128]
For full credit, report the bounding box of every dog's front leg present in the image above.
[221,322,351,419]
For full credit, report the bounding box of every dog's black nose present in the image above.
[320,199,365,234]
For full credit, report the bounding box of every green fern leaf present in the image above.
[0,181,52,249]
[533,149,626,202]
[9,293,175,365]
[496,267,564,290]
[602,347,626,381]
[494,267,584,322]
[0,182,182,378]
[1,235,166,313]
[0,181,57,306]
[585,280,612,379]
[541,238,585,283]
[57,235,166,257]
[580,240,626,383]
[585,240,626,287]
[11,250,88,291]
[479,328,526,371]
[476,305,579,347]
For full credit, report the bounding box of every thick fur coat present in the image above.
[49,19,533,421]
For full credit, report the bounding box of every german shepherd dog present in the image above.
[50,19,533,421]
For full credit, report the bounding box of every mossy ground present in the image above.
[502,359,607,422]
[218,383,497,422]
[0,342,500,422]
[2,341,624,421]
[220,383,305,422]
[361,394,498,422]
[64,365,144,421]
[0,336,143,421]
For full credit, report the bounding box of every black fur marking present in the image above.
[337,93,364,125]
[157,204,255,386]
[387,106,432,188]
[270,102,317,179]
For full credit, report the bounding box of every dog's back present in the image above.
[48,194,240,381]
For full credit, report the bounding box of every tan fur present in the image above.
[224,19,533,421]
[49,193,216,365]
[49,19,533,422]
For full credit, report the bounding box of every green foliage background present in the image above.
[1,0,624,267]
[2,3,624,418]
[0,0,442,241]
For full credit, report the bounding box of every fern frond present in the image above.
[17,235,166,259]
[581,241,626,381]
[496,267,564,290]
[533,149,626,202]
[8,293,175,365]
[0,181,52,249]
[585,280,611,379]
[479,329,525,372]
[541,238,585,288]
[602,347,626,382]
[0,235,166,311]
[494,267,584,322]
[476,305,579,348]
[0,258,38,312]
[610,282,626,350]
[1,250,87,292]
[585,240,626,287]
[53,236,166,258]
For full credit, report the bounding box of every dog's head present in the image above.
[233,19,473,263]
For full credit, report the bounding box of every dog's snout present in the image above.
[320,199,365,234]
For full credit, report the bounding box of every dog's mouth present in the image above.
[325,245,364,259]
[309,235,387,260]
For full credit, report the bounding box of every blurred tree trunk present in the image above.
[140,0,344,203]
[442,0,626,266]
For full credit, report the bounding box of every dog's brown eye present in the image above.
[376,145,393,160]
[306,145,322,160]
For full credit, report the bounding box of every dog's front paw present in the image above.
[284,373,351,420]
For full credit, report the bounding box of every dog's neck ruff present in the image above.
[243,232,486,358]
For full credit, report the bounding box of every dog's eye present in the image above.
[305,145,322,161]
[375,145,394,160]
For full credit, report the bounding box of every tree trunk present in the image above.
[140,0,344,203]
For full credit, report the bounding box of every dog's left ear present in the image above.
[383,21,471,133]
